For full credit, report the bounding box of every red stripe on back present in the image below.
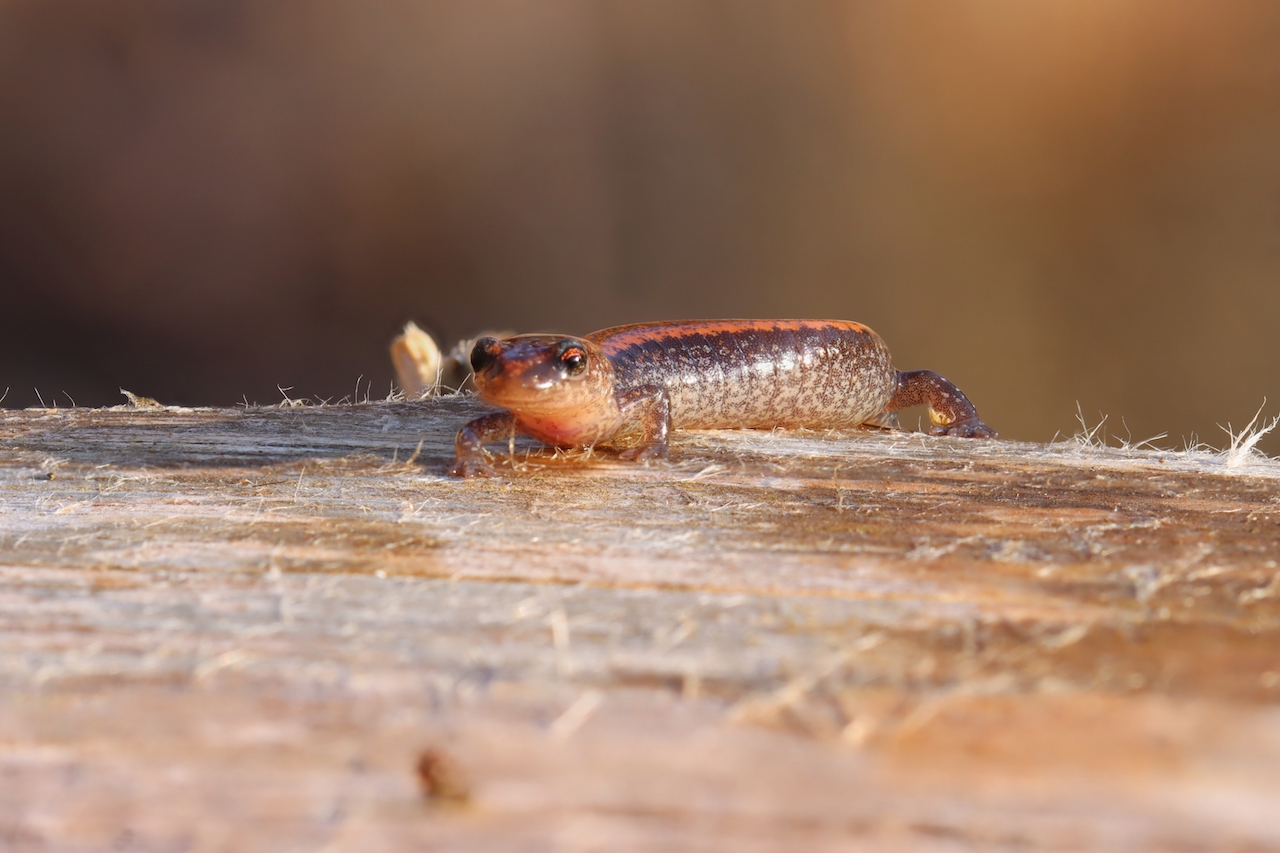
[588,319,870,354]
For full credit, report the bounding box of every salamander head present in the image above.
[469,334,620,445]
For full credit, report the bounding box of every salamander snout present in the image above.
[469,335,593,384]
[469,337,504,376]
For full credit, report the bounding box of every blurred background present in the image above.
[2,0,1279,450]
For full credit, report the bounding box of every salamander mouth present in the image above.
[476,367,596,411]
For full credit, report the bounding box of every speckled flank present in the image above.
[589,320,897,430]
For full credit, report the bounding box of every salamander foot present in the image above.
[929,419,998,439]
[449,457,498,478]
[618,443,669,463]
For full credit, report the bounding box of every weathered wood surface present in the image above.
[2,398,1279,852]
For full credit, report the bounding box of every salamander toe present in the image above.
[929,419,998,439]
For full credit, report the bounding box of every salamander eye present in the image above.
[557,343,588,376]
[470,337,503,374]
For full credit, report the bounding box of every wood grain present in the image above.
[2,399,1279,851]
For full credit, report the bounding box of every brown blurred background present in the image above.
[2,0,1279,451]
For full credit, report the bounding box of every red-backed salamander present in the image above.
[449,319,996,477]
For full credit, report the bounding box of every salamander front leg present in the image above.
[450,411,518,478]
[615,385,671,462]
[883,370,997,438]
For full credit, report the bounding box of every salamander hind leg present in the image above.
[883,370,997,438]
[614,385,671,462]
[450,411,518,477]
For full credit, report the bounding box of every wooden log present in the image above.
[1,399,1279,851]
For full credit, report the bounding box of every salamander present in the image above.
[449,319,996,477]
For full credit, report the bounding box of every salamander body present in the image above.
[450,319,995,477]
